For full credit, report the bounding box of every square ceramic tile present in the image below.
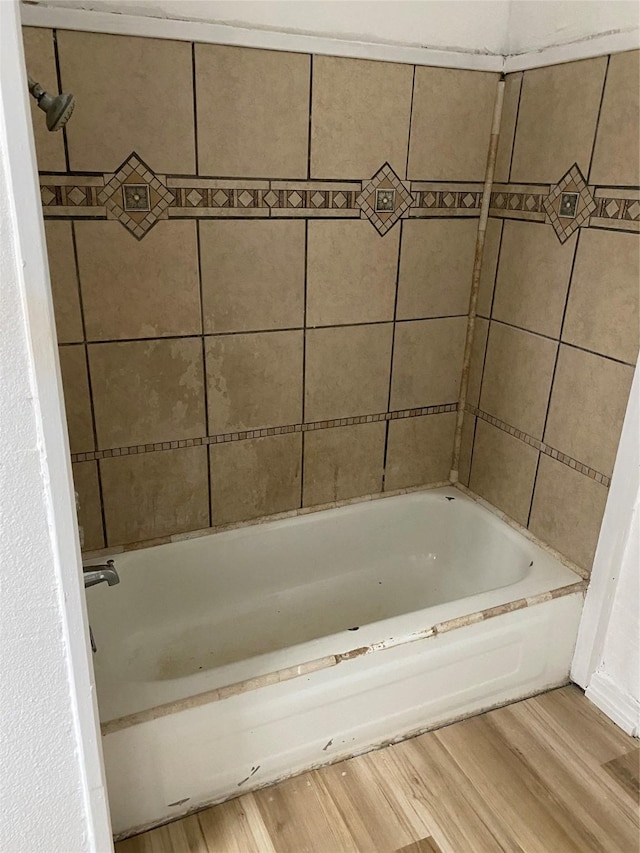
[510,57,607,183]
[206,331,303,433]
[408,68,498,180]
[457,414,476,487]
[396,220,476,320]
[89,338,205,448]
[101,447,209,545]
[58,345,94,454]
[311,56,413,179]
[480,322,557,438]
[563,229,640,365]
[75,221,201,341]
[201,220,305,333]
[305,324,393,422]
[307,221,399,326]
[469,419,538,526]
[494,72,523,183]
[58,30,195,173]
[529,455,608,571]
[385,412,456,491]
[196,44,309,178]
[476,219,503,319]
[72,461,104,551]
[492,221,577,338]
[44,222,83,344]
[590,50,640,186]
[22,28,66,171]
[390,318,467,410]
[303,422,386,506]
[544,345,634,476]
[467,317,489,409]
[210,433,301,525]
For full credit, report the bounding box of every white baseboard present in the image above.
[586,672,639,737]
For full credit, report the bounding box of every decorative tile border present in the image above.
[70,403,458,463]
[467,405,611,486]
[409,182,484,217]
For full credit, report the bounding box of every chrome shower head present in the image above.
[27,76,74,132]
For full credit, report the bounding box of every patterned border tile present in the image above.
[70,403,458,463]
[410,182,484,217]
[467,405,611,486]
[489,183,547,222]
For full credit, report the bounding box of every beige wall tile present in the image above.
[480,322,557,438]
[492,222,577,338]
[22,28,66,171]
[563,229,640,365]
[457,414,476,487]
[311,56,413,180]
[196,44,309,178]
[591,50,640,186]
[396,219,476,320]
[385,412,456,491]
[511,57,607,183]
[390,318,466,410]
[529,455,608,571]
[101,447,209,545]
[408,68,498,180]
[544,345,634,476]
[494,72,523,183]
[201,220,305,333]
[469,419,538,526]
[58,345,94,454]
[303,422,385,506]
[468,317,488,409]
[89,338,205,448]
[477,219,502,319]
[44,222,83,344]
[58,31,194,173]
[206,331,303,433]
[72,461,104,551]
[210,433,301,525]
[305,324,393,421]
[76,221,200,341]
[307,221,399,326]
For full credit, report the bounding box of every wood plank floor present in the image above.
[116,686,639,853]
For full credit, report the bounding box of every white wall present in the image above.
[0,1,112,849]
[507,0,639,54]
[22,0,511,53]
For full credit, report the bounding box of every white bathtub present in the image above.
[86,486,586,837]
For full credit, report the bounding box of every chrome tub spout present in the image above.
[83,559,119,588]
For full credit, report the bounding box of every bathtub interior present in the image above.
[87,488,582,724]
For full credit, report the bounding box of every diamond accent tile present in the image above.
[356,163,413,236]
[543,163,596,244]
[40,186,56,206]
[624,200,639,221]
[98,152,172,240]
[67,186,87,206]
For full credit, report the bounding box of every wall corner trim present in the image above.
[586,671,640,737]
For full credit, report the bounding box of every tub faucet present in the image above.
[83,560,119,588]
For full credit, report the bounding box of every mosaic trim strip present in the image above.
[70,403,458,463]
[467,406,611,486]
[101,575,586,735]
[490,183,548,222]
[590,187,640,233]
[410,182,484,217]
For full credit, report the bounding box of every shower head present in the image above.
[27,76,74,132]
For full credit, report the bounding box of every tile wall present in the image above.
[23,28,639,572]
[461,51,640,572]
[23,28,496,550]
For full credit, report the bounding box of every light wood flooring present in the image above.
[116,686,639,853]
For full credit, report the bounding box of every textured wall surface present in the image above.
[461,51,640,572]
[24,27,639,572]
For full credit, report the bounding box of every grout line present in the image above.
[382,218,404,489]
[404,65,416,182]
[300,220,308,509]
[586,55,610,184]
[195,220,212,528]
[52,29,71,173]
[506,70,524,183]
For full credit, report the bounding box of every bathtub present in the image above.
[86,486,586,837]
